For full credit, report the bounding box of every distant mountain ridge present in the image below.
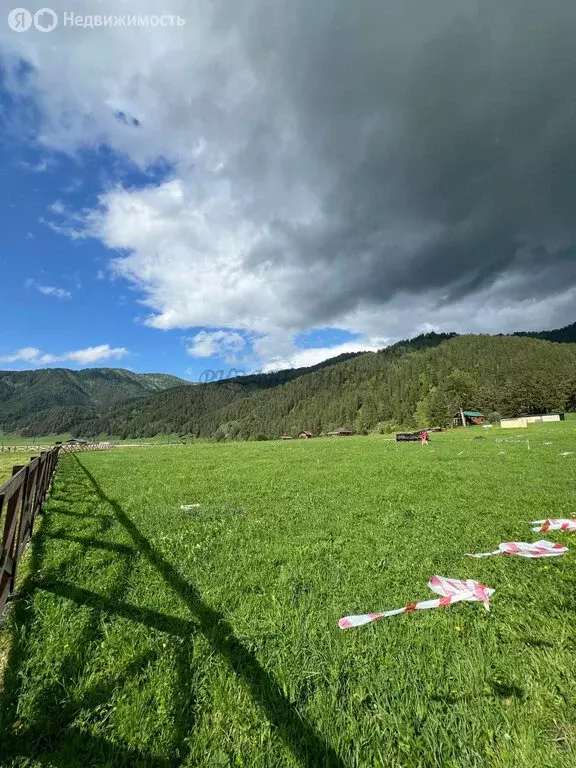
[0,368,186,434]
[1,321,575,438]
[511,321,576,344]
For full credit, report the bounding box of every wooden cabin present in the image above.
[299,431,313,439]
[453,410,485,427]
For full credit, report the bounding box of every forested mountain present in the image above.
[7,333,575,439]
[3,325,576,439]
[0,368,186,435]
[0,333,454,436]
[0,350,370,436]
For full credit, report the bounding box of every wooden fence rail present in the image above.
[1,445,60,453]
[2,443,113,454]
[58,443,113,454]
[0,446,60,617]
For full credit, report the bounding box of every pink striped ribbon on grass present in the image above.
[531,519,576,533]
[467,540,568,558]
[338,576,494,629]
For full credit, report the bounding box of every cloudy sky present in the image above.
[1,0,575,379]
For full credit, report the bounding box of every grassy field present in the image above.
[1,426,576,766]
[0,452,43,484]
[0,433,72,448]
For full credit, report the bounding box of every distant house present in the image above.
[453,410,485,427]
[327,427,354,436]
[64,438,89,445]
[299,431,313,439]
[281,434,293,440]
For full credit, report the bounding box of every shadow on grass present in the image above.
[522,638,554,649]
[489,680,524,701]
[0,454,346,768]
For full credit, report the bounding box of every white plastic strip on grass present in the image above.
[339,576,494,629]
[467,540,568,558]
[531,519,576,533]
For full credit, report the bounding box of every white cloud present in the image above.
[49,200,65,214]
[337,284,576,343]
[26,279,71,299]
[18,158,53,173]
[38,285,71,299]
[186,330,247,362]
[84,180,301,334]
[0,345,129,367]
[260,340,381,372]
[0,0,231,167]
[0,347,43,364]
[0,1,330,348]
[40,201,86,239]
[65,345,128,364]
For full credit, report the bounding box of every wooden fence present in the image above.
[0,447,60,617]
[1,445,58,453]
[1,443,113,454]
[58,443,113,454]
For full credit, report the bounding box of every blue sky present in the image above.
[2,3,575,382]
[1,138,189,374]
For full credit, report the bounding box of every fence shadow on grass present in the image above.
[0,465,169,767]
[0,454,346,768]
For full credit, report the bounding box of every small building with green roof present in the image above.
[453,410,485,427]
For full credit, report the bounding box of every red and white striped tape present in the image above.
[467,540,568,558]
[531,519,576,533]
[338,576,494,629]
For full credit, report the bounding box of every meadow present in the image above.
[1,426,576,766]
[0,452,43,484]
[0,434,72,449]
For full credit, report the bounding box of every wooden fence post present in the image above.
[0,465,26,607]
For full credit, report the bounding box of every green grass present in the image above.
[1,426,576,766]
[0,452,45,484]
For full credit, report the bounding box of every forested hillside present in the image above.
[3,326,576,439]
[0,350,370,436]
[172,335,576,439]
[0,368,186,435]
[10,333,574,439]
[0,333,454,436]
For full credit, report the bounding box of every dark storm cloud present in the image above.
[10,0,575,338]
[225,0,576,324]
